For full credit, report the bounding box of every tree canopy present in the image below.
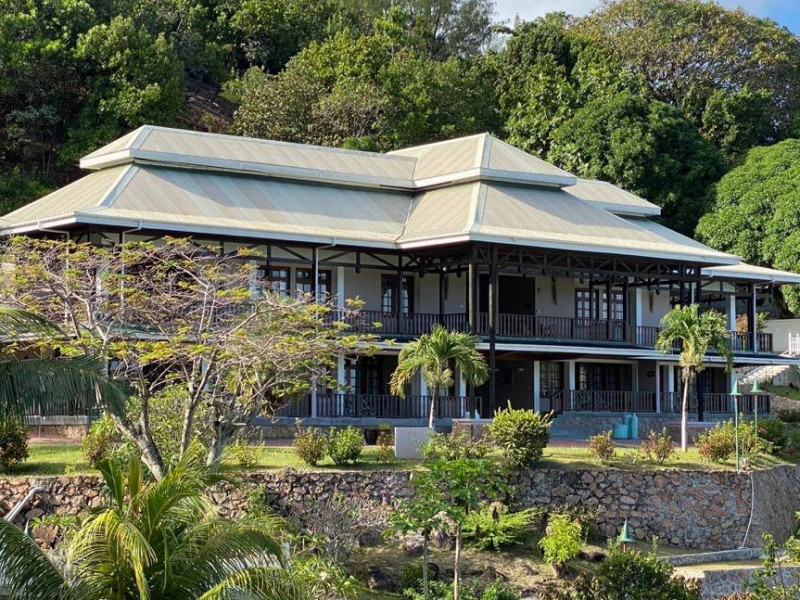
[697,140,800,313]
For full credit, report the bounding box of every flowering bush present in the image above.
[640,428,676,465]
[588,431,615,463]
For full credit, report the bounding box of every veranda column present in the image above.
[567,360,576,410]
[419,374,428,421]
[750,283,759,353]
[727,292,736,332]
[458,368,467,417]
[336,268,346,418]
[655,362,661,413]
[533,360,541,412]
[488,245,498,413]
[666,365,676,413]
[634,288,644,346]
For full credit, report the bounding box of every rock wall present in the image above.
[2,466,800,551]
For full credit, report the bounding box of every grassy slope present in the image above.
[11,441,799,477]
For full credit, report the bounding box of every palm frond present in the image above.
[0,519,67,600]
[195,565,312,600]
[0,307,61,339]
[0,355,130,427]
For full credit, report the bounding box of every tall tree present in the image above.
[390,324,488,429]
[655,305,732,451]
[547,91,724,235]
[1,236,371,478]
[0,449,310,600]
[576,0,800,161]
[696,139,800,315]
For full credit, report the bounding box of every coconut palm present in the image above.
[655,305,732,451]
[0,446,310,600]
[0,307,129,428]
[390,324,489,429]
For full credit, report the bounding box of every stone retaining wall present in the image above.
[3,466,800,551]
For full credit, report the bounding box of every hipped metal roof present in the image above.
[2,125,798,283]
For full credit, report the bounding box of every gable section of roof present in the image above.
[566,179,661,217]
[82,166,410,245]
[80,125,417,189]
[0,165,131,230]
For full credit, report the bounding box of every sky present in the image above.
[494,0,800,33]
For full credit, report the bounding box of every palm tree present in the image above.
[655,305,732,451]
[0,307,129,429]
[390,324,489,429]
[0,447,310,600]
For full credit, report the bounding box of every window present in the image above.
[380,274,414,315]
[540,362,563,398]
[346,358,384,395]
[259,266,290,296]
[577,363,631,391]
[296,269,331,297]
[575,289,625,320]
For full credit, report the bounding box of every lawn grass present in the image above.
[10,438,800,477]
[764,383,800,403]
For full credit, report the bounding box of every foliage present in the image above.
[376,429,395,464]
[778,408,800,424]
[697,140,800,315]
[591,547,701,600]
[422,430,491,461]
[697,419,769,463]
[0,168,52,216]
[640,428,676,465]
[758,419,786,454]
[741,533,800,599]
[293,427,329,466]
[548,91,723,235]
[327,426,364,465]
[0,236,371,478]
[403,579,520,600]
[289,494,387,563]
[81,414,123,467]
[588,431,615,463]
[228,440,259,468]
[656,305,732,451]
[488,403,551,468]
[463,503,540,550]
[539,514,582,571]
[576,0,800,160]
[0,423,28,472]
[0,448,311,600]
[391,324,489,428]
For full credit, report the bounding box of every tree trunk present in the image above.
[453,522,462,600]
[428,385,438,430]
[207,408,234,465]
[107,410,166,479]
[422,532,429,600]
[681,368,692,452]
[179,397,199,458]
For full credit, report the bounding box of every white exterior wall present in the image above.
[534,276,576,318]
[641,290,671,328]
[764,319,800,354]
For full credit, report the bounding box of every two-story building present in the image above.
[4,126,800,428]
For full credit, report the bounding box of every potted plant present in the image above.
[363,426,379,445]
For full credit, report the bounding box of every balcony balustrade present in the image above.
[549,389,770,414]
[274,393,480,420]
[327,309,773,353]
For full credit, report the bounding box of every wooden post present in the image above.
[750,283,758,353]
[488,245,498,413]
[438,269,445,326]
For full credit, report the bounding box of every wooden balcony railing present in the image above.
[274,394,480,419]
[327,309,774,353]
[551,390,771,414]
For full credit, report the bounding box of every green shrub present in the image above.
[422,430,490,461]
[480,582,521,600]
[778,408,800,423]
[402,579,519,600]
[401,562,426,591]
[293,427,328,466]
[539,514,583,573]
[0,424,28,472]
[464,503,540,550]
[328,426,364,465]
[697,419,769,463]
[228,441,258,468]
[758,419,786,453]
[376,429,394,464]
[82,415,119,467]
[488,403,551,468]
[588,431,615,463]
[593,548,700,600]
[640,428,676,465]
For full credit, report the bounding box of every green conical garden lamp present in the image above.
[618,519,634,552]
[731,378,741,471]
